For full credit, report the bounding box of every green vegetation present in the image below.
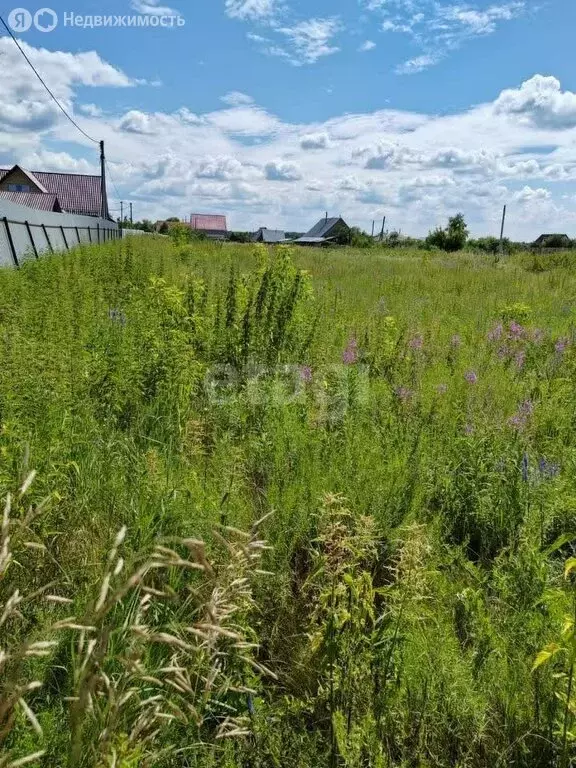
[426,213,470,252]
[3,238,576,767]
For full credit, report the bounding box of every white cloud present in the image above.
[196,155,255,180]
[0,37,134,134]
[118,110,158,134]
[514,185,552,204]
[396,54,440,75]
[276,18,341,65]
[130,0,180,15]
[359,40,377,52]
[79,104,103,117]
[494,75,576,130]
[374,0,526,73]
[265,161,302,181]
[221,91,255,106]
[225,0,280,20]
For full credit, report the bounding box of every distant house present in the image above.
[0,164,108,218]
[190,213,228,240]
[292,216,351,246]
[532,233,572,249]
[253,227,286,244]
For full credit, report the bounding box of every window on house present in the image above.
[7,183,31,193]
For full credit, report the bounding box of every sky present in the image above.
[1,0,576,238]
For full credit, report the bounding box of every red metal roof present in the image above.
[0,167,104,217]
[0,190,61,212]
[190,213,227,232]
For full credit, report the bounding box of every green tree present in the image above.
[426,213,469,252]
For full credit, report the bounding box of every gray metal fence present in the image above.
[0,198,119,267]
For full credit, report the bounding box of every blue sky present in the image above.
[2,0,576,238]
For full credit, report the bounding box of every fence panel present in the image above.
[32,226,50,255]
[78,227,91,244]
[9,222,34,262]
[0,198,120,267]
[0,221,13,266]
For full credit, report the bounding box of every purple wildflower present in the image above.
[555,338,569,355]
[464,424,474,436]
[488,323,504,342]
[514,350,526,371]
[508,400,533,431]
[395,386,413,403]
[538,457,561,479]
[497,346,510,361]
[465,371,478,385]
[531,329,545,344]
[300,366,313,384]
[342,338,358,365]
[409,334,424,351]
[509,321,525,340]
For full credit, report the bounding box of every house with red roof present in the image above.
[0,165,109,218]
[190,213,228,240]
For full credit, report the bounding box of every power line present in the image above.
[0,13,100,145]
[105,159,123,207]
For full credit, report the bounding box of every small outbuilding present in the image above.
[190,213,228,240]
[532,234,572,249]
[253,227,286,244]
[292,216,351,246]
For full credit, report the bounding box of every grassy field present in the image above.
[2,238,576,767]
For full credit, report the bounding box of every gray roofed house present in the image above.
[253,227,286,244]
[292,216,351,246]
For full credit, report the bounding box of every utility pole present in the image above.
[99,140,109,219]
[499,204,507,254]
[380,215,386,241]
[130,203,133,225]
[371,220,375,238]
[120,201,124,229]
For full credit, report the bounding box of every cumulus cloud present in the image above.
[0,37,135,134]
[514,185,552,203]
[359,40,377,52]
[494,75,576,130]
[265,161,302,181]
[196,155,254,180]
[118,110,158,134]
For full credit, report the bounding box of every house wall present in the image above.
[0,197,119,267]
[0,169,43,192]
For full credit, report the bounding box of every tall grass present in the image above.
[1,238,576,765]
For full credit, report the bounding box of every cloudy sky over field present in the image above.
[1,0,576,237]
